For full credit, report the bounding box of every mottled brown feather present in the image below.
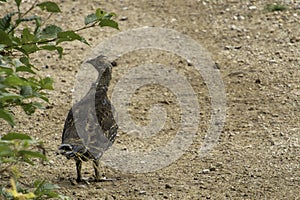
[59,55,118,181]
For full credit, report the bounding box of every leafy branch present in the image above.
[0,0,118,127]
[0,0,118,199]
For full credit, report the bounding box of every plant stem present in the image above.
[8,0,39,34]
[21,0,39,18]
[40,13,53,28]
[75,22,98,32]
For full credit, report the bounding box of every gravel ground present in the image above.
[1,0,300,199]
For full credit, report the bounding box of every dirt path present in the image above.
[1,0,299,199]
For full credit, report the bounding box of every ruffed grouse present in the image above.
[58,55,118,182]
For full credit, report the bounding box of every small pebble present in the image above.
[165,184,172,189]
[105,195,114,200]
[209,167,216,171]
[139,190,146,195]
[214,63,220,69]
[187,59,193,66]
[120,16,128,21]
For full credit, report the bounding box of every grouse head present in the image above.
[86,55,112,88]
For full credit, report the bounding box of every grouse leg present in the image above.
[93,160,100,181]
[76,159,83,182]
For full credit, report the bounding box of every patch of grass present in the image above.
[265,3,287,12]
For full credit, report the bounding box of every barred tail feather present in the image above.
[58,144,88,159]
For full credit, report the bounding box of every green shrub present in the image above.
[0,0,118,199]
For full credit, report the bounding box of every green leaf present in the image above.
[21,155,35,165]
[40,24,62,38]
[55,46,63,58]
[22,102,43,114]
[26,77,40,86]
[0,12,16,31]
[37,1,61,13]
[11,35,21,47]
[19,56,33,67]
[0,65,14,75]
[84,13,97,25]
[57,31,88,45]
[21,28,35,43]
[95,8,105,18]
[85,10,117,25]
[15,0,21,8]
[0,84,6,90]
[40,45,63,58]
[35,181,59,191]
[0,30,13,46]
[34,16,42,34]
[38,95,49,102]
[17,57,36,73]
[34,179,44,188]
[0,44,5,50]
[0,144,12,157]
[0,109,15,126]
[4,75,26,86]
[20,85,33,97]
[19,150,46,160]
[99,19,119,30]
[39,45,57,51]
[13,47,28,55]
[19,56,29,65]
[1,132,32,140]
[16,65,36,74]
[104,12,117,19]
[21,103,35,114]
[42,183,60,191]
[0,149,14,159]
[34,180,61,198]
[39,77,53,90]
[21,44,40,54]
[0,93,23,102]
